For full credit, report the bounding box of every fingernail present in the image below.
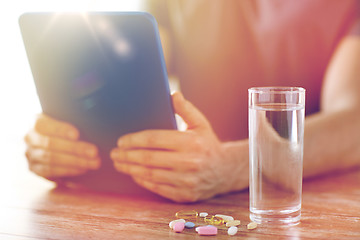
[89,159,100,169]
[176,91,184,101]
[116,163,126,172]
[67,130,77,139]
[111,150,121,160]
[117,139,123,148]
[85,148,96,157]
[110,151,117,160]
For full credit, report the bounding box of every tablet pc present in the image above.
[19,12,177,194]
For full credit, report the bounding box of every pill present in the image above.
[247,222,258,230]
[215,214,234,222]
[199,212,208,218]
[184,221,195,228]
[204,215,224,225]
[175,210,198,219]
[227,226,238,236]
[226,220,241,227]
[197,226,218,236]
[169,219,185,229]
[173,221,185,233]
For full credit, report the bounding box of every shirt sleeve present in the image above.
[348,1,360,36]
[349,19,360,36]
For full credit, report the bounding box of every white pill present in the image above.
[199,212,208,218]
[226,220,241,227]
[227,226,238,236]
[215,214,234,222]
[169,219,185,229]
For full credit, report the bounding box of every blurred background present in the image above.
[0,0,144,188]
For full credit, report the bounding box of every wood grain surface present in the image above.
[1,150,360,240]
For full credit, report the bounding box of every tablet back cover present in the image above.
[19,12,177,195]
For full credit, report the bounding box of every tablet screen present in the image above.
[20,12,177,194]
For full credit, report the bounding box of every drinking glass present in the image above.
[248,87,305,226]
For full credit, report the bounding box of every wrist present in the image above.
[219,140,249,193]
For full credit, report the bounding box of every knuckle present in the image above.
[40,150,53,164]
[146,132,157,146]
[144,167,153,179]
[191,135,206,152]
[46,137,54,149]
[178,191,200,203]
[182,176,198,189]
[24,129,38,146]
[141,150,153,163]
[191,157,205,171]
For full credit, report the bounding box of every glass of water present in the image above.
[248,87,305,226]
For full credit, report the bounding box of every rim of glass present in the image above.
[248,87,305,94]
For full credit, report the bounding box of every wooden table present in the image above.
[1,147,360,240]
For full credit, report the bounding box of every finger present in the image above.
[132,177,198,203]
[29,163,88,178]
[114,162,176,183]
[114,162,200,190]
[25,129,98,158]
[117,130,203,152]
[172,91,211,130]
[110,149,201,171]
[26,147,100,170]
[35,113,79,140]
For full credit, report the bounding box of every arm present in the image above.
[212,35,360,188]
[303,36,360,177]
[220,35,360,190]
[110,36,360,203]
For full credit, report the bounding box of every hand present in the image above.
[24,114,101,181]
[254,111,303,193]
[110,92,241,202]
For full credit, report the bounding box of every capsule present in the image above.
[204,215,224,225]
[247,222,258,230]
[199,212,209,218]
[169,219,185,229]
[175,210,198,219]
[197,226,218,236]
[226,220,241,227]
[214,214,234,222]
[173,222,185,233]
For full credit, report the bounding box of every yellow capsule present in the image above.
[204,215,224,225]
[247,221,258,230]
[175,210,198,219]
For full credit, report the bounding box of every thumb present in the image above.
[172,91,211,130]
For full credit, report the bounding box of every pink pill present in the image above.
[197,226,218,236]
[173,221,185,233]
